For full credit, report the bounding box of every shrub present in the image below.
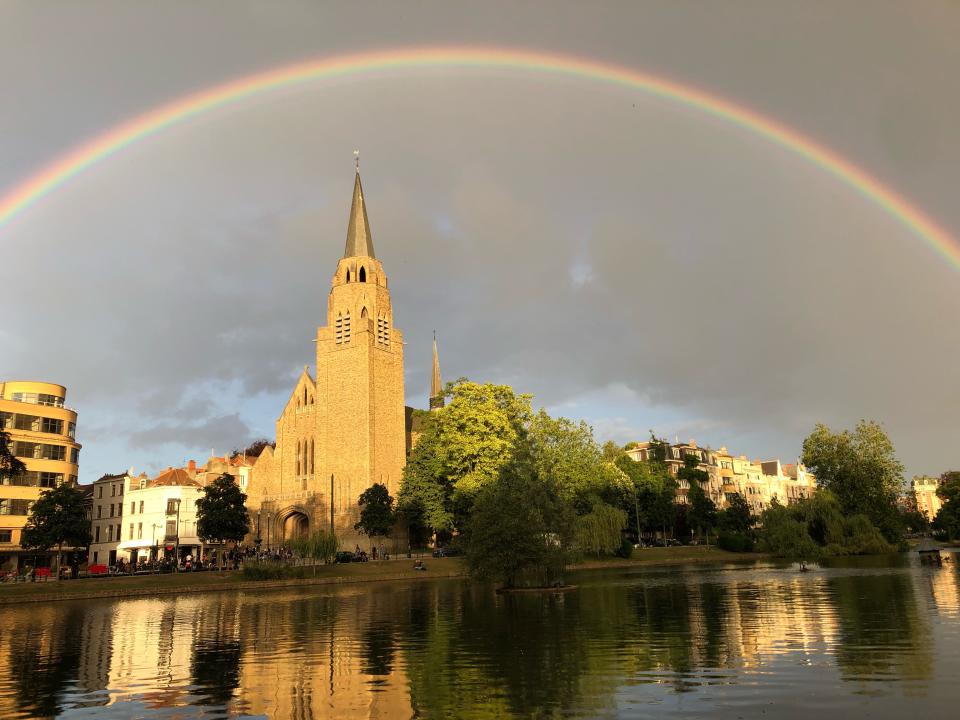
[717,531,754,553]
[240,562,311,581]
[615,536,634,558]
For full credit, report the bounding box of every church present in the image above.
[246,168,442,549]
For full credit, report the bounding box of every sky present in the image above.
[1,1,958,482]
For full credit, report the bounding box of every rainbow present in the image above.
[1,46,957,269]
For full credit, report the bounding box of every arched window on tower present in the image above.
[335,313,343,344]
[343,311,351,343]
[346,269,351,283]
[296,440,301,476]
[303,386,307,406]
[361,306,368,319]
[309,438,315,475]
[359,266,366,282]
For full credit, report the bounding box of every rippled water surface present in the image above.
[1,554,959,718]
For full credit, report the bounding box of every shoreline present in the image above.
[0,548,769,606]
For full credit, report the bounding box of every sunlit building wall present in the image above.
[0,380,81,569]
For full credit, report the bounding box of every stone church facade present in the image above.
[247,169,438,549]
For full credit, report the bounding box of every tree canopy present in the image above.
[354,483,395,540]
[802,420,904,542]
[934,471,960,540]
[465,459,574,588]
[20,483,91,574]
[196,473,250,552]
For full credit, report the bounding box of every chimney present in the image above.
[188,459,196,472]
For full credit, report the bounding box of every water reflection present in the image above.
[0,555,957,718]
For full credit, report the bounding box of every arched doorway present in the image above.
[280,510,309,541]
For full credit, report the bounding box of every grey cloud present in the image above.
[128,413,252,454]
[1,2,958,479]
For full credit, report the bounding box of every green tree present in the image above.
[687,481,718,544]
[679,455,715,542]
[718,492,753,534]
[196,472,250,569]
[397,381,533,539]
[465,460,574,588]
[528,411,629,511]
[290,530,339,574]
[574,501,627,558]
[802,420,904,543]
[355,483,396,543]
[757,502,821,568]
[934,471,960,540]
[19,483,91,577]
[0,429,26,483]
[899,488,930,535]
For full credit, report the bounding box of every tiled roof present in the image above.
[150,468,200,488]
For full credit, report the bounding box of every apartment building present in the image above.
[0,380,81,570]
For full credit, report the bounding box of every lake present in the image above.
[0,553,958,718]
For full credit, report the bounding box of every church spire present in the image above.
[430,332,444,410]
[344,165,375,259]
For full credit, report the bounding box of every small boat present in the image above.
[917,538,942,566]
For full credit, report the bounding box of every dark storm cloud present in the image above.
[1,1,958,478]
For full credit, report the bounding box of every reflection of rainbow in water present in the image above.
[0,46,958,271]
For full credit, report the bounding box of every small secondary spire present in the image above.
[430,331,444,410]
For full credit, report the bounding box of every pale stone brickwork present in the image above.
[248,171,408,549]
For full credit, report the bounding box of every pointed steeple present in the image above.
[430,332,444,410]
[344,169,375,258]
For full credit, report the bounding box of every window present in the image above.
[41,417,63,434]
[0,530,12,543]
[166,499,178,515]
[118,484,122,495]
[40,444,66,461]
[14,414,38,431]
[98,486,103,499]
[10,392,62,407]
[166,520,176,537]
[309,438,315,475]
[0,412,10,429]
[95,526,100,543]
[335,313,344,344]
[107,526,113,541]
[109,504,115,518]
[0,499,31,515]
[131,502,135,515]
[68,422,76,439]
[129,524,134,540]
[111,484,116,497]
[70,448,78,463]
[346,268,351,282]
[138,523,142,539]
[97,506,102,519]
[139,501,144,514]
[359,266,366,282]
[116,524,121,540]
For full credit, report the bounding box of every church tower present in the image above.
[314,169,406,527]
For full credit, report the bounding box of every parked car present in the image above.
[431,547,464,558]
[335,551,356,563]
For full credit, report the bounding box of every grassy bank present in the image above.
[0,546,768,605]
